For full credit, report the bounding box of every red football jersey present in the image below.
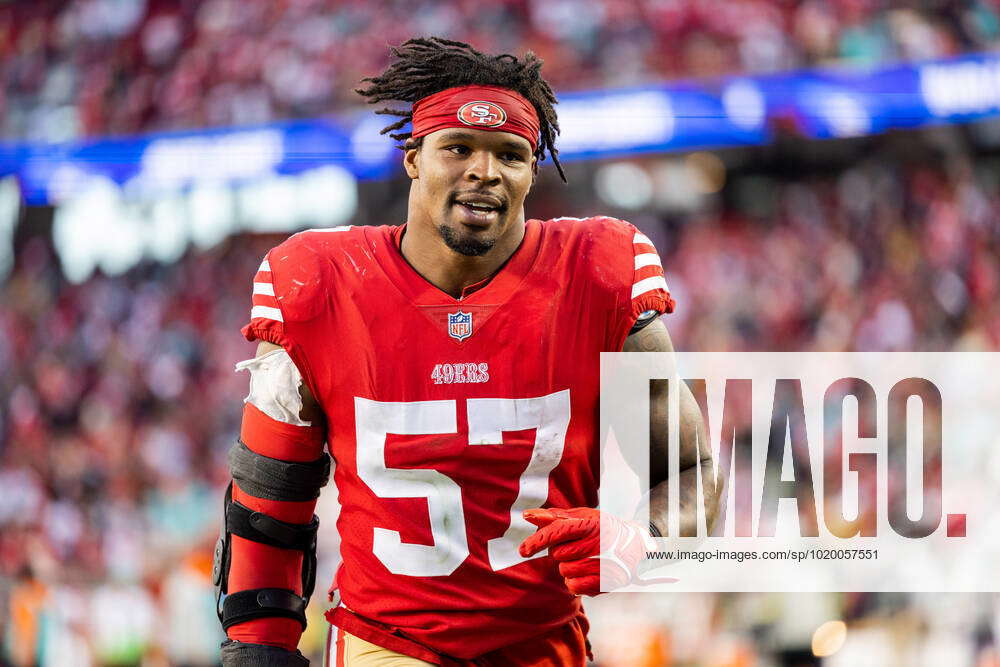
[241,217,673,658]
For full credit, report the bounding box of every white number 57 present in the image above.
[354,389,571,576]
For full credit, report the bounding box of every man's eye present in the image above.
[447,145,469,154]
[502,153,524,162]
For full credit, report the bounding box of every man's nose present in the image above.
[465,150,501,184]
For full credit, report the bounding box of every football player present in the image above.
[213,37,719,666]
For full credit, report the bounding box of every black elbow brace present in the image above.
[212,440,332,632]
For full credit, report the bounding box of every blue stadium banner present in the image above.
[758,53,1000,139]
[3,53,1000,205]
[4,118,357,205]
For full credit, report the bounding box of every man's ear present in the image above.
[403,143,420,179]
[531,156,539,184]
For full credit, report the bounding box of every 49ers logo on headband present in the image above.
[457,101,507,128]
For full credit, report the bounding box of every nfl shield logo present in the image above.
[448,311,473,341]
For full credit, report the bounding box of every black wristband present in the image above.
[220,640,310,667]
[629,309,660,335]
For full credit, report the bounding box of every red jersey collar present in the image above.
[371,220,542,305]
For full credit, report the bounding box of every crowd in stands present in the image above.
[3,0,1000,664]
[2,122,999,663]
[2,0,1000,142]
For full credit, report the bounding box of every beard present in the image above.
[438,223,497,257]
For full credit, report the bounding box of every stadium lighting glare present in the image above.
[595,162,653,210]
[0,176,20,282]
[652,160,703,212]
[722,79,767,131]
[685,152,727,195]
[812,620,847,657]
[51,165,357,283]
[557,91,675,154]
[920,60,1000,118]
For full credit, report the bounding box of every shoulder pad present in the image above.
[242,226,360,344]
[265,226,362,323]
[545,214,674,318]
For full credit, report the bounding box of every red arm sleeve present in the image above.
[226,404,326,650]
[230,246,329,650]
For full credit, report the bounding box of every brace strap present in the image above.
[228,440,330,502]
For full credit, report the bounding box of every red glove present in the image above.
[518,508,677,596]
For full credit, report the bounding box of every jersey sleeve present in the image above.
[241,252,289,348]
[627,226,674,321]
[591,217,675,350]
[240,232,332,395]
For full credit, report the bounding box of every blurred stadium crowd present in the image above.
[3,0,1000,141]
[3,129,999,664]
[3,1,1000,666]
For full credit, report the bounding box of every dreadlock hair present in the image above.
[356,37,566,183]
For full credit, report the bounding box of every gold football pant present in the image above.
[329,629,435,666]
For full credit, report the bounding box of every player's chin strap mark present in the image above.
[212,443,332,631]
[629,309,660,335]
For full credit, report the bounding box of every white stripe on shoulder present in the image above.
[305,225,352,233]
[550,216,586,222]
[634,253,662,270]
[251,305,284,322]
[258,258,271,272]
[252,282,275,296]
[632,275,669,299]
[633,232,653,246]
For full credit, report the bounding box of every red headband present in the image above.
[410,85,540,153]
